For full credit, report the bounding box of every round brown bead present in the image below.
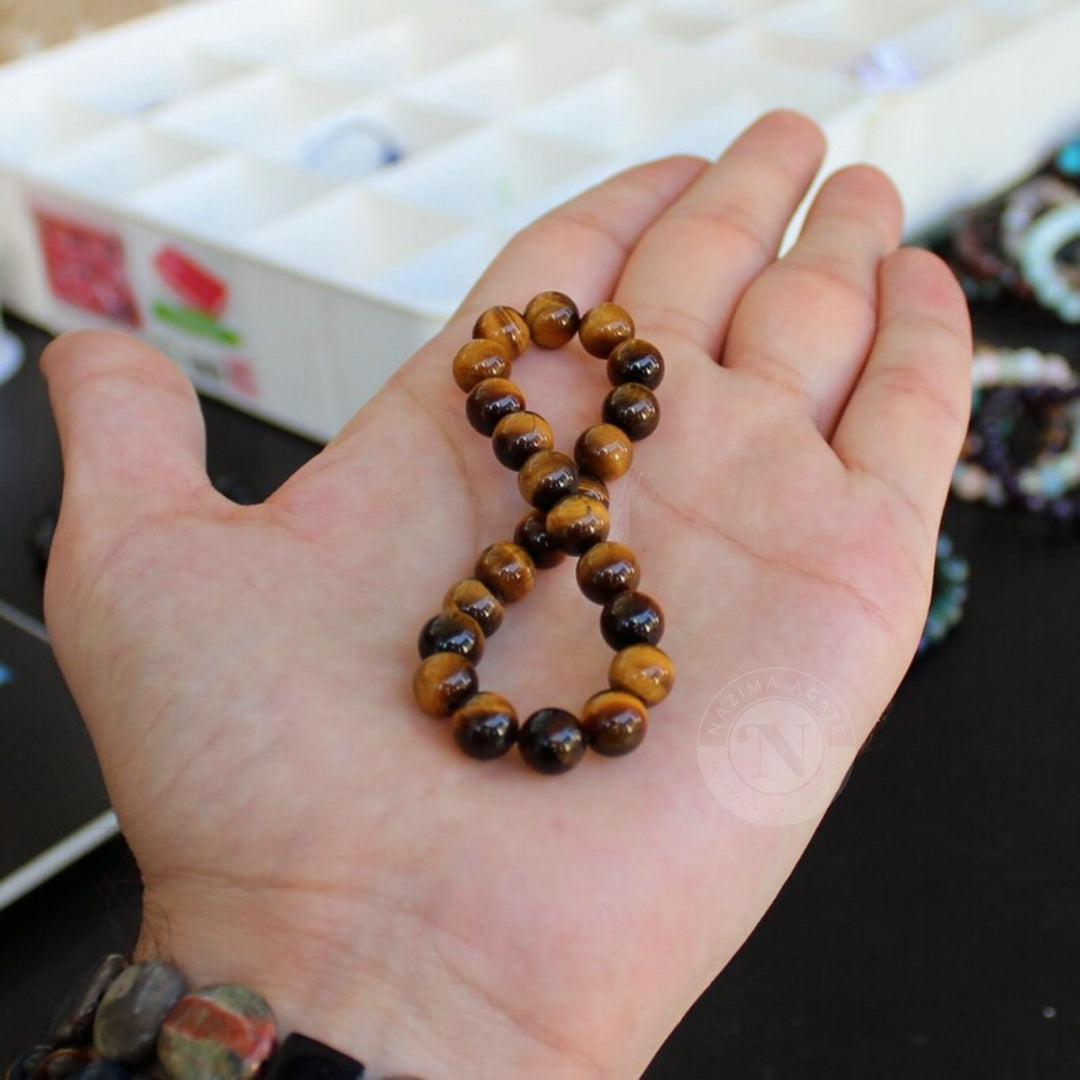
[451,692,519,759]
[413,653,479,717]
[523,290,580,349]
[600,590,664,648]
[609,644,674,705]
[452,338,511,392]
[473,305,529,357]
[545,494,610,556]
[602,382,660,440]
[513,509,565,570]
[417,609,484,663]
[443,578,504,636]
[474,541,536,603]
[579,302,634,358]
[574,423,633,481]
[576,541,640,604]
[607,338,664,389]
[581,690,648,756]
[576,473,610,507]
[518,449,579,511]
[491,410,554,470]
[518,708,586,775]
[466,377,526,436]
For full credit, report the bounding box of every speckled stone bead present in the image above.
[4,1047,49,1080]
[576,474,610,507]
[93,961,187,1064]
[474,541,536,603]
[413,652,479,717]
[158,984,276,1080]
[50,954,129,1046]
[492,410,554,470]
[607,338,664,389]
[545,494,610,555]
[513,510,565,570]
[576,541,641,604]
[473,305,529,358]
[451,693,519,759]
[603,383,660,440]
[574,423,633,481]
[452,339,511,392]
[518,449,579,511]
[600,590,664,648]
[579,303,634,358]
[523,290,579,349]
[443,578,504,636]
[465,377,526,436]
[417,610,484,663]
[581,690,648,756]
[609,644,674,705]
[37,1049,93,1079]
[518,708,586,774]
[261,1034,364,1080]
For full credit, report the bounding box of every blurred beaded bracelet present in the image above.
[918,533,969,656]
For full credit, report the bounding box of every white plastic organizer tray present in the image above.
[1,0,1078,439]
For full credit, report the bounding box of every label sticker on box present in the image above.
[150,244,244,349]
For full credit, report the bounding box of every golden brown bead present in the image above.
[474,541,536,603]
[574,423,633,481]
[579,302,635,358]
[581,690,648,756]
[518,449,579,511]
[452,338,511,392]
[576,473,610,507]
[576,541,640,604]
[465,377,526,436]
[473,305,529,358]
[418,609,484,663]
[451,692,519,759]
[602,382,660,440]
[545,494,610,556]
[607,338,664,389]
[523,290,580,349]
[413,653,479,717]
[443,578,504,636]
[600,590,664,648]
[492,410,554,470]
[513,509,565,570]
[609,644,674,705]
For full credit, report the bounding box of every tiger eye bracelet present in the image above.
[412,292,674,776]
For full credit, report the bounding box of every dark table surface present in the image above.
[1,305,1078,1078]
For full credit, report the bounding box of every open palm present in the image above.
[41,113,971,1079]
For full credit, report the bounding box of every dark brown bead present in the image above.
[607,338,664,389]
[576,541,640,604]
[474,541,536,603]
[518,449,578,511]
[545,494,610,555]
[50,954,129,1046]
[513,509,566,570]
[38,1048,94,1079]
[452,339,511,392]
[581,690,648,756]
[451,693,519,759]
[262,1034,364,1080]
[413,653,479,717]
[465,377,525,436]
[576,473,610,507]
[602,382,660,440]
[491,410,554,470]
[600,590,664,648]
[473,305,529,357]
[443,578,504,636]
[518,708,586,774]
[523,290,579,349]
[574,423,633,481]
[609,644,674,705]
[417,610,484,663]
[578,302,634,358]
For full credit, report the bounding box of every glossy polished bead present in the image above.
[518,449,579,511]
[417,610,484,663]
[451,693,519,759]
[51,954,129,1046]
[581,690,648,756]
[465,377,526,436]
[600,590,664,648]
[158,985,276,1080]
[579,303,635,358]
[513,510,565,570]
[574,423,633,481]
[491,410,554,470]
[607,338,664,389]
[603,383,660,440]
[261,1034,365,1080]
[38,1049,93,1079]
[576,473,610,507]
[609,644,674,705]
[93,961,187,1064]
[576,541,640,604]
[518,708,586,774]
[413,653,479,717]
[443,578,504,636]
[473,305,529,358]
[545,494,610,555]
[452,339,511,392]
[523,290,580,349]
[474,541,536,603]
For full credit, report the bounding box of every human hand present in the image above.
[40,111,971,1079]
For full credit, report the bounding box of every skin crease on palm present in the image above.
[38,111,972,1079]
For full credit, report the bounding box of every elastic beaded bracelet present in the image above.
[1019,199,1080,324]
[917,533,969,655]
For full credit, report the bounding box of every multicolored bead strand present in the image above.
[917,533,970,656]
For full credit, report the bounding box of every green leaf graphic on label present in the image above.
[153,301,243,346]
